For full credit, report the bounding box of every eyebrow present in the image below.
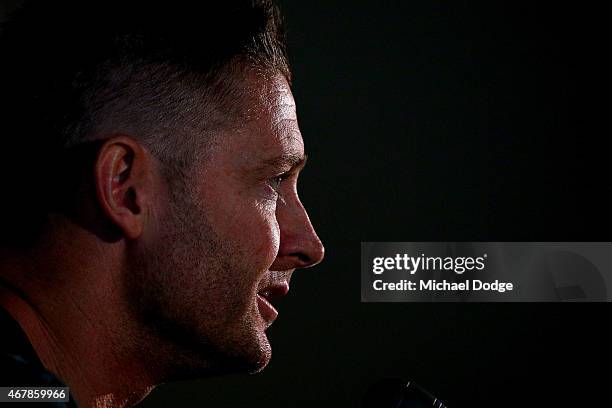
[258,152,308,173]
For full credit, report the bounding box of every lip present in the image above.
[257,293,278,325]
[257,281,290,325]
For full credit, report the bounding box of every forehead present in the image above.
[216,72,304,165]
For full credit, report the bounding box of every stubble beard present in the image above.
[123,178,271,381]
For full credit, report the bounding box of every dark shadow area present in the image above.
[1,1,607,406]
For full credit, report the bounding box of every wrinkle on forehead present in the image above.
[210,71,305,177]
[248,73,303,150]
[273,119,302,147]
[237,70,297,123]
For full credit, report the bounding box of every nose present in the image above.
[271,194,325,271]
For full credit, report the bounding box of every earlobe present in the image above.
[94,137,150,240]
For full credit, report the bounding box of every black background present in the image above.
[1,1,608,406]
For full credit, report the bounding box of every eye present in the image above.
[269,173,290,192]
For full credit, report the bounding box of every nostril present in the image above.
[294,252,312,266]
[294,239,324,268]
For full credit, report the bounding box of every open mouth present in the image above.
[256,281,289,325]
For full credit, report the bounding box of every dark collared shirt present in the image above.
[0,307,78,407]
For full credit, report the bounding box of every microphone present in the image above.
[362,378,447,408]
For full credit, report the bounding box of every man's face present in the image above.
[127,73,324,376]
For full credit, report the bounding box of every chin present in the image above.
[208,316,273,376]
[251,347,272,374]
[175,333,272,379]
[243,328,273,374]
[215,342,271,376]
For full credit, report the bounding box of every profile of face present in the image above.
[125,72,324,376]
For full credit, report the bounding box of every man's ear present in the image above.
[93,136,153,240]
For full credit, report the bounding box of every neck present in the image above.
[0,244,159,408]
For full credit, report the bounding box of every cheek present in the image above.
[249,206,281,268]
[222,202,281,270]
[201,171,281,273]
[258,214,280,265]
